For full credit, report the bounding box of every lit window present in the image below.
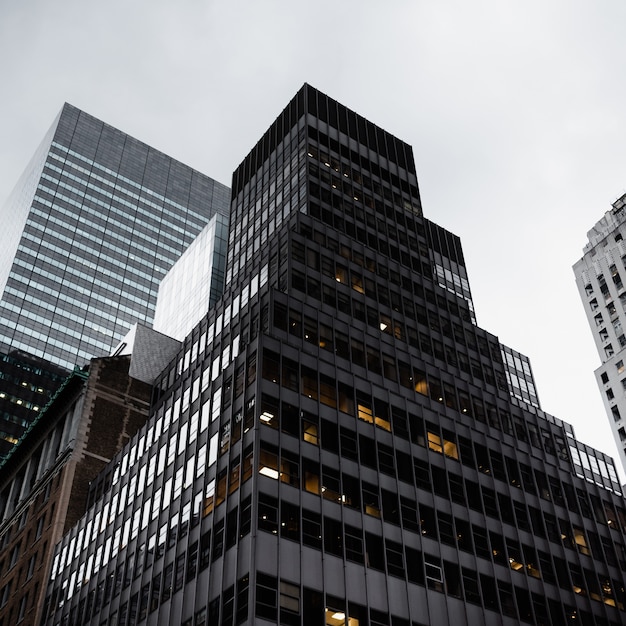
[414,370,428,396]
[351,274,364,294]
[443,439,459,460]
[573,527,590,555]
[335,265,348,284]
[302,420,318,445]
[357,403,373,424]
[427,432,443,454]
[259,449,279,480]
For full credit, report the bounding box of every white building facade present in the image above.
[574,192,626,473]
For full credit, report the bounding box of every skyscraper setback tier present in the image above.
[574,193,626,475]
[42,86,626,626]
[0,103,230,454]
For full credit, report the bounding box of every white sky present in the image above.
[2,0,626,477]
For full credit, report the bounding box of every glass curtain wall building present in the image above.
[0,103,231,369]
[0,104,230,453]
[152,213,229,342]
[43,86,626,626]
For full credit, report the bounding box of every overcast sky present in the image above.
[2,0,626,476]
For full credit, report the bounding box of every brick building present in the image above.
[0,354,154,626]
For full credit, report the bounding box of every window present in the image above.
[259,446,279,480]
[303,316,318,345]
[323,517,343,557]
[338,383,354,415]
[340,426,358,460]
[256,573,277,620]
[302,509,322,549]
[573,526,590,555]
[262,349,280,383]
[161,563,173,602]
[9,542,20,568]
[319,375,337,408]
[378,443,395,476]
[365,532,385,570]
[357,398,373,424]
[427,431,443,454]
[17,593,27,622]
[281,452,299,487]
[461,567,480,604]
[386,540,405,577]
[424,557,444,592]
[420,505,438,539]
[303,459,320,494]
[259,395,279,429]
[258,494,278,535]
[280,580,300,624]
[302,415,319,446]
[282,358,299,391]
[322,466,341,502]
[301,367,318,399]
[362,482,380,518]
[374,399,391,431]
[26,554,36,580]
[1,581,11,607]
[344,525,364,563]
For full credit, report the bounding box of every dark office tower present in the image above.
[43,86,626,626]
[0,350,69,455]
[0,104,230,452]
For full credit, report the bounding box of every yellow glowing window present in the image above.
[364,503,381,518]
[414,377,428,396]
[325,608,360,625]
[351,275,364,294]
[375,415,391,432]
[304,471,320,495]
[573,527,590,555]
[303,421,319,445]
[427,432,443,454]
[335,266,348,284]
[443,440,459,460]
[357,404,373,424]
[601,578,616,606]
[526,562,540,578]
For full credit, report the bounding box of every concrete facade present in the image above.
[574,192,626,474]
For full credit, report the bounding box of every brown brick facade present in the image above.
[0,356,152,626]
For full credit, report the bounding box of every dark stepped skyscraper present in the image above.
[0,104,230,455]
[42,85,626,626]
